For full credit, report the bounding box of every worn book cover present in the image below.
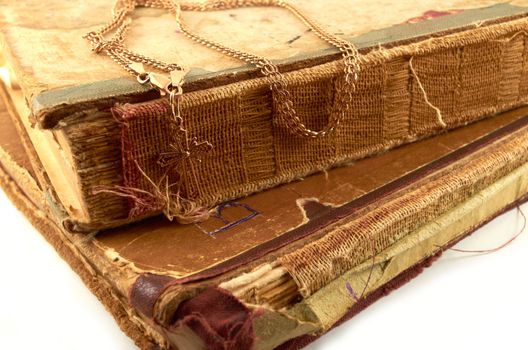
[2,1,528,230]
[2,85,528,349]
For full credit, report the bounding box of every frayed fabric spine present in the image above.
[95,104,211,224]
[279,126,528,297]
[81,18,528,227]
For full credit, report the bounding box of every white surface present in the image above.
[0,188,526,350]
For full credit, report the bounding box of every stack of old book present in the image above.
[1,1,528,349]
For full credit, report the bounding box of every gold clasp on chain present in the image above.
[129,62,188,99]
[167,68,188,123]
[149,72,172,95]
[170,68,189,88]
[169,87,184,126]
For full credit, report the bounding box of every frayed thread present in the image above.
[93,161,210,225]
[409,56,447,129]
[492,30,528,43]
[442,206,526,255]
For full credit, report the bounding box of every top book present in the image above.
[1,0,528,231]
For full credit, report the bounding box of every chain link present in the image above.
[84,0,361,138]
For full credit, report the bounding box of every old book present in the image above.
[1,90,528,349]
[2,1,528,229]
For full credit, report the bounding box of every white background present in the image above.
[0,189,526,350]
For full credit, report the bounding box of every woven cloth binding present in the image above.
[279,128,528,297]
[84,18,528,224]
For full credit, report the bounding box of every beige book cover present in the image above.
[2,1,528,229]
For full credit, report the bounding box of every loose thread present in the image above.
[347,205,526,301]
[409,56,447,129]
[359,236,376,300]
[92,185,161,215]
[345,233,377,302]
[322,169,329,182]
[92,160,210,224]
[491,30,528,43]
[472,20,484,28]
[446,206,526,255]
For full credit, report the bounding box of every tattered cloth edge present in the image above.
[3,88,528,348]
[277,191,528,350]
[2,131,527,350]
[161,158,528,349]
[126,114,528,287]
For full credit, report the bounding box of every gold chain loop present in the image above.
[84,0,361,138]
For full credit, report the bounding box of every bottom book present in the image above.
[1,93,528,349]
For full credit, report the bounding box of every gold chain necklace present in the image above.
[83,0,361,138]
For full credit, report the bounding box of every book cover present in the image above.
[2,1,528,228]
[1,95,528,349]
